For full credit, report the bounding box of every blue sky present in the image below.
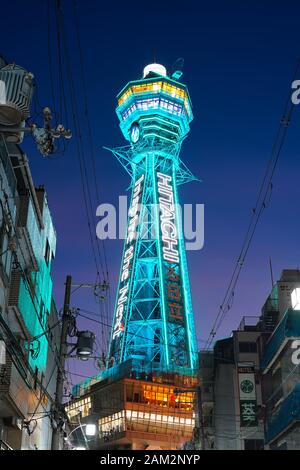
[1,0,300,382]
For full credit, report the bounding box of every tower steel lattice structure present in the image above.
[107,63,198,378]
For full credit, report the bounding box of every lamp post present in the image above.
[52,275,105,450]
[65,422,96,450]
[174,386,205,450]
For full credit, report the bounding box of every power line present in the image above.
[204,58,300,350]
[54,2,105,282]
[71,0,111,352]
[28,361,58,424]
[72,0,109,280]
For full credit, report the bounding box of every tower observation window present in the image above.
[162,82,185,100]
[118,88,133,106]
[121,98,183,120]
[118,81,191,117]
[132,82,163,94]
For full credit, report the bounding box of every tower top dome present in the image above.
[143,63,167,78]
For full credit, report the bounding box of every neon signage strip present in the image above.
[156,171,188,366]
[112,174,145,342]
[157,172,179,263]
[172,169,198,369]
[118,81,187,109]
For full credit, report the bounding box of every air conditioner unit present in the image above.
[0,64,34,126]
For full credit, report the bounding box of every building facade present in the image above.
[0,135,59,449]
[260,270,300,449]
[197,269,300,450]
[212,321,265,450]
[67,365,196,450]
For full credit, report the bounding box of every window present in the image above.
[239,342,257,353]
[39,300,45,322]
[244,439,264,450]
[34,366,39,390]
[117,81,192,121]
[118,88,133,106]
[0,224,12,279]
[44,239,50,266]
[40,372,45,399]
[99,410,125,439]
[65,396,92,419]
[270,441,287,450]
[162,82,185,101]
[121,97,184,121]
[271,367,283,405]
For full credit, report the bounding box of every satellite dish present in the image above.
[171,58,184,80]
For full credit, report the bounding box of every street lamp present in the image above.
[65,422,96,450]
[291,288,300,310]
[85,424,96,436]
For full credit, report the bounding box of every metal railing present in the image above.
[0,134,17,196]
[0,439,13,450]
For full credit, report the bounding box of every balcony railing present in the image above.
[265,382,300,444]
[0,134,17,197]
[0,439,13,450]
[261,308,300,370]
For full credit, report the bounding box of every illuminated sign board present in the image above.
[157,172,187,366]
[112,174,144,340]
[157,172,179,263]
[238,364,257,427]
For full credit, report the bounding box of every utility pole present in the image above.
[51,275,107,449]
[51,274,72,450]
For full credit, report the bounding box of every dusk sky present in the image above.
[1,0,300,384]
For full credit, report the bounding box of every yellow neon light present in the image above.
[118,81,192,119]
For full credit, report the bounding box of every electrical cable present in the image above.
[204,57,300,350]
[47,0,58,126]
[55,3,105,284]
[71,0,111,353]
[28,361,58,424]
[72,0,109,281]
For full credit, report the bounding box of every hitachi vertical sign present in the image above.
[157,171,188,366]
[238,364,257,427]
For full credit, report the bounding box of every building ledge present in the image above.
[265,382,300,444]
[261,309,300,371]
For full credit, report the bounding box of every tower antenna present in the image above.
[171,57,184,80]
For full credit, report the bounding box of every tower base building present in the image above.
[68,361,197,450]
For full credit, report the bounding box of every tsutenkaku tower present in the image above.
[107,63,198,376]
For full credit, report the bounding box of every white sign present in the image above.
[0,340,5,365]
[157,172,179,264]
[291,80,300,105]
[112,174,144,340]
[291,287,300,310]
[238,371,256,400]
[0,80,6,105]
